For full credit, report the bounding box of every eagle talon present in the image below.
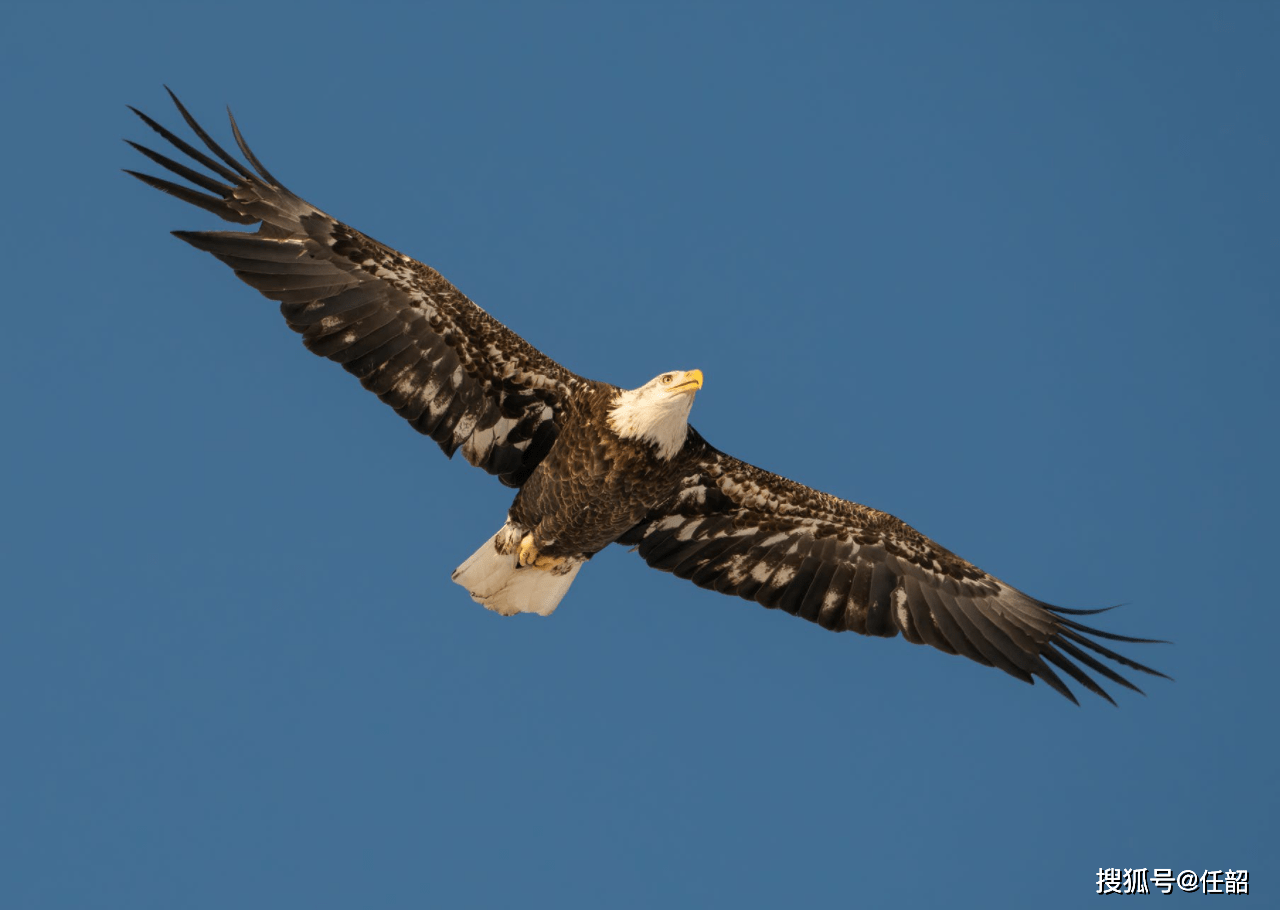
[517,534,568,572]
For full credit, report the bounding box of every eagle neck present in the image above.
[606,386,691,461]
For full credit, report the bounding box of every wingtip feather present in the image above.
[226,106,284,187]
[165,87,256,182]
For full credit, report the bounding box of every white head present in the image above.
[607,368,704,460]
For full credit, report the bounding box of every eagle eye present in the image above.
[661,374,673,384]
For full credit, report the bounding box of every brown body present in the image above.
[510,384,687,559]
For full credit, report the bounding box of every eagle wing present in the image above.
[619,431,1166,704]
[126,90,586,487]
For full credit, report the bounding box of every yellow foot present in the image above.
[517,534,569,572]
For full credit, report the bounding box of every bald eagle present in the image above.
[126,90,1166,704]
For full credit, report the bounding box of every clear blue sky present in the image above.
[3,2,1275,906]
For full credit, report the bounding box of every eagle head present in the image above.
[607,369,703,460]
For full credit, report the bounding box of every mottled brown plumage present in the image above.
[510,384,690,559]
[127,90,580,487]
[126,90,1168,704]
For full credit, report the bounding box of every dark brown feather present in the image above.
[619,429,1167,703]
[128,92,587,487]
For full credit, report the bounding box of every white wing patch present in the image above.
[723,558,751,586]
[823,586,844,613]
[675,519,704,542]
[770,564,796,587]
[891,582,910,630]
[675,484,707,507]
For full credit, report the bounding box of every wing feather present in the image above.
[128,91,590,486]
[619,430,1167,703]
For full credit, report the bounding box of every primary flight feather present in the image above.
[126,89,1166,704]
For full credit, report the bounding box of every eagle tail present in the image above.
[451,522,582,617]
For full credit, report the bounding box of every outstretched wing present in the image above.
[619,431,1167,704]
[126,89,589,487]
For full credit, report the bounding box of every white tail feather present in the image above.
[451,524,582,617]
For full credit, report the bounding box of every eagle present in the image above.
[126,90,1166,705]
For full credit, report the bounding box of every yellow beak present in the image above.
[672,369,703,393]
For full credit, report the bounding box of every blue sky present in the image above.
[3,2,1275,906]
